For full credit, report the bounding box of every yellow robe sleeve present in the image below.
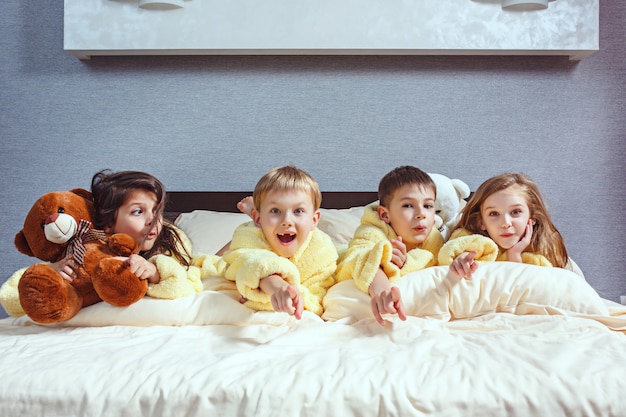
[289,228,338,316]
[223,223,338,316]
[496,251,553,266]
[191,253,229,278]
[438,229,499,265]
[439,228,552,267]
[0,266,28,317]
[146,227,203,299]
[146,255,203,299]
[336,202,442,294]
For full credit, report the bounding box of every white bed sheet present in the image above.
[1,281,626,417]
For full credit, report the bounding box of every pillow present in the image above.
[322,275,451,323]
[422,263,607,319]
[322,263,609,323]
[318,205,367,245]
[175,210,249,255]
[8,278,324,328]
[175,204,369,255]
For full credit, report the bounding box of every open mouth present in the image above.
[277,233,296,244]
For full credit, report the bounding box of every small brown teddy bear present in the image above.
[12,188,148,324]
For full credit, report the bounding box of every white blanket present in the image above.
[1,263,626,417]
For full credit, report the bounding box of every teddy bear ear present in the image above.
[69,188,93,201]
[451,179,471,200]
[14,230,34,257]
[69,188,97,223]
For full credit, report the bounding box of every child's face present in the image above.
[105,189,162,252]
[252,189,320,258]
[479,184,533,250]
[378,184,436,250]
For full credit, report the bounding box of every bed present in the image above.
[1,191,625,417]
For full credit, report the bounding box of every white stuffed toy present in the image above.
[428,173,471,241]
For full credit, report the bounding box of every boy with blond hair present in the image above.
[221,165,338,318]
[335,166,444,325]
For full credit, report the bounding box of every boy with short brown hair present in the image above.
[336,165,443,325]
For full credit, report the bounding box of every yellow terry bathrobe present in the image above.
[335,202,444,294]
[437,228,552,266]
[221,222,338,316]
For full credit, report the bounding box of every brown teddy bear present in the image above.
[10,188,148,324]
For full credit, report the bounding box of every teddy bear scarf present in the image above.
[65,219,108,265]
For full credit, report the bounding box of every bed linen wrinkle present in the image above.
[336,316,596,416]
[0,318,625,417]
[441,318,620,414]
[2,291,626,415]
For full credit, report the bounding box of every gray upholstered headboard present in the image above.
[164,191,379,221]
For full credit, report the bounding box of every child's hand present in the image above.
[270,284,304,320]
[368,269,407,325]
[370,287,407,326]
[505,219,534,263]
[117,255,160,284]
[260,274,304,319]
[50,254,78,282]
[449,251,478,280]
[390,236,407,268]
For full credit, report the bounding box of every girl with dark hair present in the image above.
[86,170,196,294]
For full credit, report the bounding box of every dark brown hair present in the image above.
[91,169,191,267]
[378,166,436,208]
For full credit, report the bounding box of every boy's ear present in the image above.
[311,209,321,228]
[252,209,262,228]
[377,205,391,224]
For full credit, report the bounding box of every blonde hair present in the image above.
[378,166,436,208]
[455,172,568,268]
[252,165,322,211]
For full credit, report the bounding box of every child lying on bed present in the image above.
[89,169,201,297]
[438,172,572,279]
[0,170,201,318]
[335,165,444,325]
[215,165,338,319]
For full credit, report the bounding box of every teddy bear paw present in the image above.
[92,258,147,307]
[107,233,139,257]
[17,264,84,324]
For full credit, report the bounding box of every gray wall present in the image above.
[1,0,624,318]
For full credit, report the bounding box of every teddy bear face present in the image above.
[15,189,96,262]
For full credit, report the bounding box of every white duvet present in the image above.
[1,263,626,417]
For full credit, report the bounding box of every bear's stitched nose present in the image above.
[46,213,59,225]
